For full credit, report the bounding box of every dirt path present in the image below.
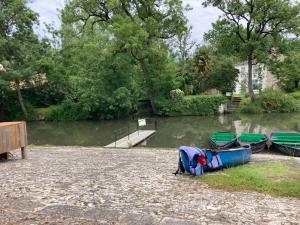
[0,147,299,225]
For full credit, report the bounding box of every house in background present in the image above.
[0,64,6,72]
[234,62,278,94]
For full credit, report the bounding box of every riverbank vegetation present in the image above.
[200,161,300,198]
[237,90,299,114]
[0,0,299,121]
[156,94,227,116]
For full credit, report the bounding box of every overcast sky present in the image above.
[28,0,222,43]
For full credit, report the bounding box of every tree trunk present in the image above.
[15,80,28,118]
[247,56,255,101]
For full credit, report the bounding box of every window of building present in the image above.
[241,66,245,73]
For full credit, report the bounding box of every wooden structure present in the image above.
[0,122,27,159]
[105,130,156,148]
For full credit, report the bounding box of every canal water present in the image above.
[27,113,300,148]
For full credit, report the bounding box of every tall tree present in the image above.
[204,0,300,100]
[62,0,188,113]
[172,26,196,94]
[0,0,39,118]
[192,46,212,93]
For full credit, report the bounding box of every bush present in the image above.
[237,90,299,113]
[289,91,300,100]
[44,87,136,121]
[45,102,90,121]
[156,94,227,116]
[259,90,298,113]
[182,95,227,116]
[170,89,185,101]
[236,98,262,113]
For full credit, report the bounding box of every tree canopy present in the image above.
[204,0,300,100]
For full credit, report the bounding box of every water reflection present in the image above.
[27,113,300,148]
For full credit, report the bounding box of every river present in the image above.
[27,113,300,148]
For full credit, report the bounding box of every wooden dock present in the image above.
[105,130,156,148]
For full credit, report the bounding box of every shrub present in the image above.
[170,89,185,101]
[237,90,299,113]
[289,91,300,100]
[156,94,227,116]
[182,95,227,116]
[45,102,90,121]
[259,90,298,113]
[44,87,136,121]
[154,97,175,116]
[236,98,262,113]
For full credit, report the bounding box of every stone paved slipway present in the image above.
[0,147,299,225]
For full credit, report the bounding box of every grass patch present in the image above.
[199,161,300,198]
[289,91,300,100]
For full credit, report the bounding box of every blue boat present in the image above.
[174,145,252,176]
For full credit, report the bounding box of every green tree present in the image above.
[0,0,39,118]
[204,0,300,100]
[205,56,239,93]
[192,46,212,93]
[172,26,195,95]
[271,51,300,91]
[62,0,188,113]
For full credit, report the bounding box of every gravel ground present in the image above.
[0,147,299,225]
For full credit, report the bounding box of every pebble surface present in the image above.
[0,147,299,225]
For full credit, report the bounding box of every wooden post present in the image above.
[21,147,27,159]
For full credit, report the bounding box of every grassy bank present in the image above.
[199,161,300,198]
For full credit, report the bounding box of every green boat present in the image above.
[270,132,300,157]
[209,131,237,149]
[237,133,268,153]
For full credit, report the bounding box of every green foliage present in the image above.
[270,51,300,92]
[22,82,68,107]
[156,94,226,116]
[289,91,300,100]
[200,161,300,198]
[237,90,299,113]
[190,46,238,94]
[205,56,239,93]
[0,0,64,119]
[45,102,90,121]
[0,87,37,121]
[181,95,227,116]
[192,46,212,93]
[62,0,188,113]
[45,87,137,121]
[204,0,300,98]
[237,98,263,114]
[170,89,185,101]
[259,90,298,113]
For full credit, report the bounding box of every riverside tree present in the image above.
[204,0,300,100]
[0,0,40,118]
[62,0,188,113]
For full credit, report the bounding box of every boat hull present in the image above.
[238,139,268,153]
[270,132,300,157]
[271,142,300,157]
[209,138,238,149]
[204,147,252,170]
[180,146,252,173]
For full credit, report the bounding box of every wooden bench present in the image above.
[0,122,27,159]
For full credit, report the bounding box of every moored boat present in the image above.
[270,132,300,157]
[237,133,268,153]
[209,131,237,149]
[174,145,251,176]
